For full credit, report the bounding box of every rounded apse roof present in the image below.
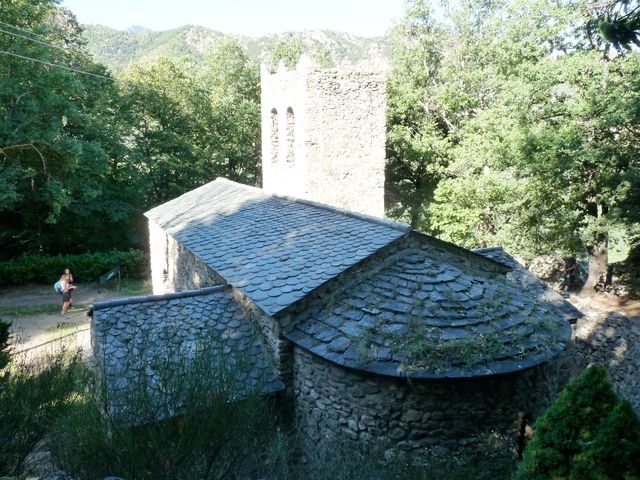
[284,248,572,379]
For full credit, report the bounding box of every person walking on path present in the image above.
[64,268,75,308]
[60,273,76,316]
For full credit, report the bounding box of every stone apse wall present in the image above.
[293,348,560,457]
[260,57,386,218]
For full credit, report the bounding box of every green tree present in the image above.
[385,0,450,228]
[431,47,640,289]
[572,400,640,479]
[387,0,640,292]
[117,57,207,206]
[516,365,640,480]
[313,45,333,68]
[117,40,261,209]
[199,38,261,185]
[0,0,140,256]
[271,37,303,70]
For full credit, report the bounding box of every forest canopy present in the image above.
[1,0,639,293]
[0,0,259,258]
[386,0,640,291]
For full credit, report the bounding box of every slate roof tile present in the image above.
[91,286,284,421]
[473,247,583,321]
[145,178,408,316]
[284,245,572,379]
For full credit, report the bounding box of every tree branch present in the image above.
[0,143,49,179]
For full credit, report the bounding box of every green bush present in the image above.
[0,320,10,370]
[516,365,640,480]
[572,400,640,480]
[303,440,514,480]
[0,249,148,286]
[50,340,280,480]
[0,349,83,476]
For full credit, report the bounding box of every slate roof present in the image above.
[284,246,572,379]
[91,286,284,419]
[145,178,409,316]
[474,247,583,322]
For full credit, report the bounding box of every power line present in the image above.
[0,26,71,53]
[0,20,51,42]
[0,49,111,80]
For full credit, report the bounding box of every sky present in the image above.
[60,0,406,38]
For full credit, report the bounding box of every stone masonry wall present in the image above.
[303,69,385,217]
[570,312,640,413]
[260,58,386,217]
[148,219,224,295]
[293,348,561,457]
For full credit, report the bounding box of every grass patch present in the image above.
[0,304,62,316]
[1,348,83,476]
[0,304,89,317]
[103,278,152,297]
[393,327,505,372]
[302,438,515,480]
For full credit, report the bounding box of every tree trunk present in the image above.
[581,234,609,296]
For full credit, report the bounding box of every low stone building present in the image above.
[91,178,577,456]
[90,61,581,456]
[91,285,284,421]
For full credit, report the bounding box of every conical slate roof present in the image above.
[473,246,583,322]
[284,242,572,379]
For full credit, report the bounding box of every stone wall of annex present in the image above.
[261,58,386,218]
[293,347,562,457]
[148,220,223,295]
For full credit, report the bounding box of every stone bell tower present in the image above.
[260,55,386,218]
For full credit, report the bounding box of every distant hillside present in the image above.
[81,25,392,73]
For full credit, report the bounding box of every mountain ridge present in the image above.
[81,24,392,72]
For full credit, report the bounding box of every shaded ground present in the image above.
[0,281,151,354]
[568,292,640,319]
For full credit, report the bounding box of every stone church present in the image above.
[91,59,579,456]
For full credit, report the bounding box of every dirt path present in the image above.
[567,292,640,319]
[0,283,131,353]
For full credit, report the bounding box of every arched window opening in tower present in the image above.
[286,107,295,164]
[270,108,278,164]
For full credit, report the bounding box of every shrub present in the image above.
[516,365,640,480]
[0,249,148,286]
[50,340,280,480]
[0,349,83,476]
[0,320,10,370]
[303,439,514,480]
[572,400,640,480]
